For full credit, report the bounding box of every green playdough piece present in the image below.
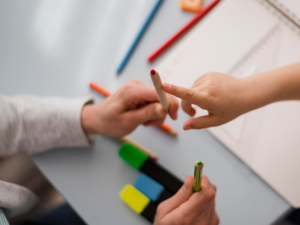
[119,143,149,170]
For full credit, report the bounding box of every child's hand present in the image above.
[162,72,248,130]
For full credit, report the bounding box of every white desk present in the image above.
[0,0,290,224]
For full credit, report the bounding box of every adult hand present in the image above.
[81,79,178,137]
[154,175,219,225]
[162,72,248,130]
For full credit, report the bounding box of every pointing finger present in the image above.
[162,83,208,108]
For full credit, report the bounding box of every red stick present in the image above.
[148,0,220,62]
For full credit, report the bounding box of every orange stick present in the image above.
[90,82,111,97]
[160,123,178,136]
[90,82,178,136]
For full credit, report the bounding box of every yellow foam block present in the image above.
[120,184,150,214]
[181,0,203,12]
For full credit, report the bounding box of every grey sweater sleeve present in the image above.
[0,95,94,156]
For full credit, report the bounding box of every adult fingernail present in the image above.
[184,183,189,192]
[155,105,165,117]
[163,82,171,90]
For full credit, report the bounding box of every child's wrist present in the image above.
[237,78,256,114]
[240,73,277,113]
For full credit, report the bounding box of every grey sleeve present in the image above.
[0,95,94,156]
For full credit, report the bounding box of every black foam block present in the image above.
[140,158,183,194]
[156,189,173,204]
[141,202,157,223]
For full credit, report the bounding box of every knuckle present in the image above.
[128,79,140,84]
[206,188,216,201]
[186,89,195,98]
[207,72,214,77]
[171,85,177,93]
[203,72,212,79]
[180,214,192,225]
[156,202,165,215]
[145,107,154,119]
[121,119,131,129]
[206,71,218,78]
[119,85,130,95]
[124,80,137,88]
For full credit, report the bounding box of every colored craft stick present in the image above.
[89,82,111,96]
[150,69,169,112]
[160,123,178,136]
[134,174,173,204]
[121,136,158,161]
[148,0,220,62]
[193,161,204,192]
[120,185,157,223]
[119,143,183,193]
[89,82,177,136]
[117,0,164,73]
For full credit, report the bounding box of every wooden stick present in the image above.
[150,69,169,112]
[121,136,158,161]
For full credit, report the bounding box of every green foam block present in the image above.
[119,143,149,170]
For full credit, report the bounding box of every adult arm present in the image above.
[0,80,179,156]
[0,95,93,156]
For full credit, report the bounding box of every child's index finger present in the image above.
[162,82,202,104]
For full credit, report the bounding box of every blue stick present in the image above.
[117,0,164,74]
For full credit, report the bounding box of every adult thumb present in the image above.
[157,175,194,217]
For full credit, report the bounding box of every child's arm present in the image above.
[162,63,300,130]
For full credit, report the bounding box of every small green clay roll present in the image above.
[193,161,204,192]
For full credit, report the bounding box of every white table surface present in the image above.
[0,0,290,224]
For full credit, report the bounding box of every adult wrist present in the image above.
[81,104,98,135]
